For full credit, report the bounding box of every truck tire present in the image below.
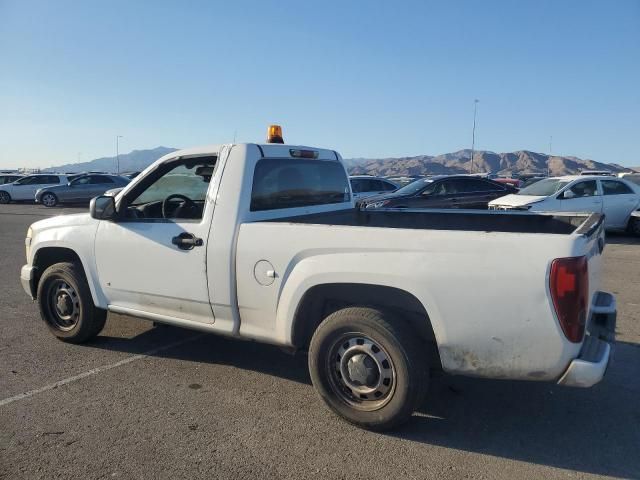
[0,191,11,204]
[40,192,58,207]
[37,262,107,343]
[308,307,429,430]
[628,217,640,237]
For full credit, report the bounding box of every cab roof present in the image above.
[159,143,340,162]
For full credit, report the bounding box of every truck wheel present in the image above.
[308,307,429,430]
[628,217,640,237]
[37,262,107,343]
[0,191,10,204]
[41,192,58,207]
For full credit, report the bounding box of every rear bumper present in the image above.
[21,265,36,299]
[558,291,616,387]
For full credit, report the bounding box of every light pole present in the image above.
[116,135,123,174]
[470,99,479,173]
[548,135,552,177]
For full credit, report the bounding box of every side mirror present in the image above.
[561,190,576,199]
[90,195,116,220]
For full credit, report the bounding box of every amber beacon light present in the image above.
[267,125,284,144]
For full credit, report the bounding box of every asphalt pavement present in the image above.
[1,203,639,479]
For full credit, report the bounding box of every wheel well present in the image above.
[292,283,441,368]
[32,247,82,297]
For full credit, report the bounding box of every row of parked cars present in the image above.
[0,173,131,207]
[2,169,639,235]
[352,173,640,235]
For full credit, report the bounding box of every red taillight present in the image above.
[550,256,588,343]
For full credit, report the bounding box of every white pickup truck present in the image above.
[20,132,616,430]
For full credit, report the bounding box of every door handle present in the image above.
[172,232,203,250]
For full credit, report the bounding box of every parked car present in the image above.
[520,176,547,189]
[385,175,424,186]
[20,127,616,430]
[517,172,548,181]
[488,175,640,234]
[0,174,69,204]
[580,170,615,176]
[35,174,131,207]
[360,175,516,210]
[493,177,522,189]
[0,174,23,185]
[349,175,398,200]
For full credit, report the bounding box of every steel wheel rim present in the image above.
[48,280,80,331]
[42,194,56,207]
[326,333,396,411]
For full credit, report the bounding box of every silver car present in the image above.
[35,174,130,207]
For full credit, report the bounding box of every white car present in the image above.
[489,175,640,234]
[349,175,398,200]
[20,129,616,430]
[0,174,69,204]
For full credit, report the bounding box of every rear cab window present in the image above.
[251,158,350,211]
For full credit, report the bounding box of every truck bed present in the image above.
[271,208,602,236]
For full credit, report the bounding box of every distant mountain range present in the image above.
[46,147,177,173]
[344,150,636,177]
[46,146,636,177]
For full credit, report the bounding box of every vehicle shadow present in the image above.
[88,322,640,478]
[606,231,640,245]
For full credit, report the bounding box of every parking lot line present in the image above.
[0,333,205,407]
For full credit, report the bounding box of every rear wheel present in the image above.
[41,192,58,207]
[37,262,107,343]
[308,307,429,430]
[0,191,10,204]
[628,217,640,237]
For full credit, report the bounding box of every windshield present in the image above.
[518,178,570,196]
[393,178,434,196]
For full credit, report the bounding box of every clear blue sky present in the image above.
[1,0,638,169]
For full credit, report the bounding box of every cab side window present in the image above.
[123,156,217,221]
[568,180,598,197]
[601,180,633,195]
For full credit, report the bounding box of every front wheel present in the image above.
[40,192,58,207]
[37,262,107,343]
[308,307,429,430]
[0,191,11,204]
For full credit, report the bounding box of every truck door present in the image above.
[94,156,218,324]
